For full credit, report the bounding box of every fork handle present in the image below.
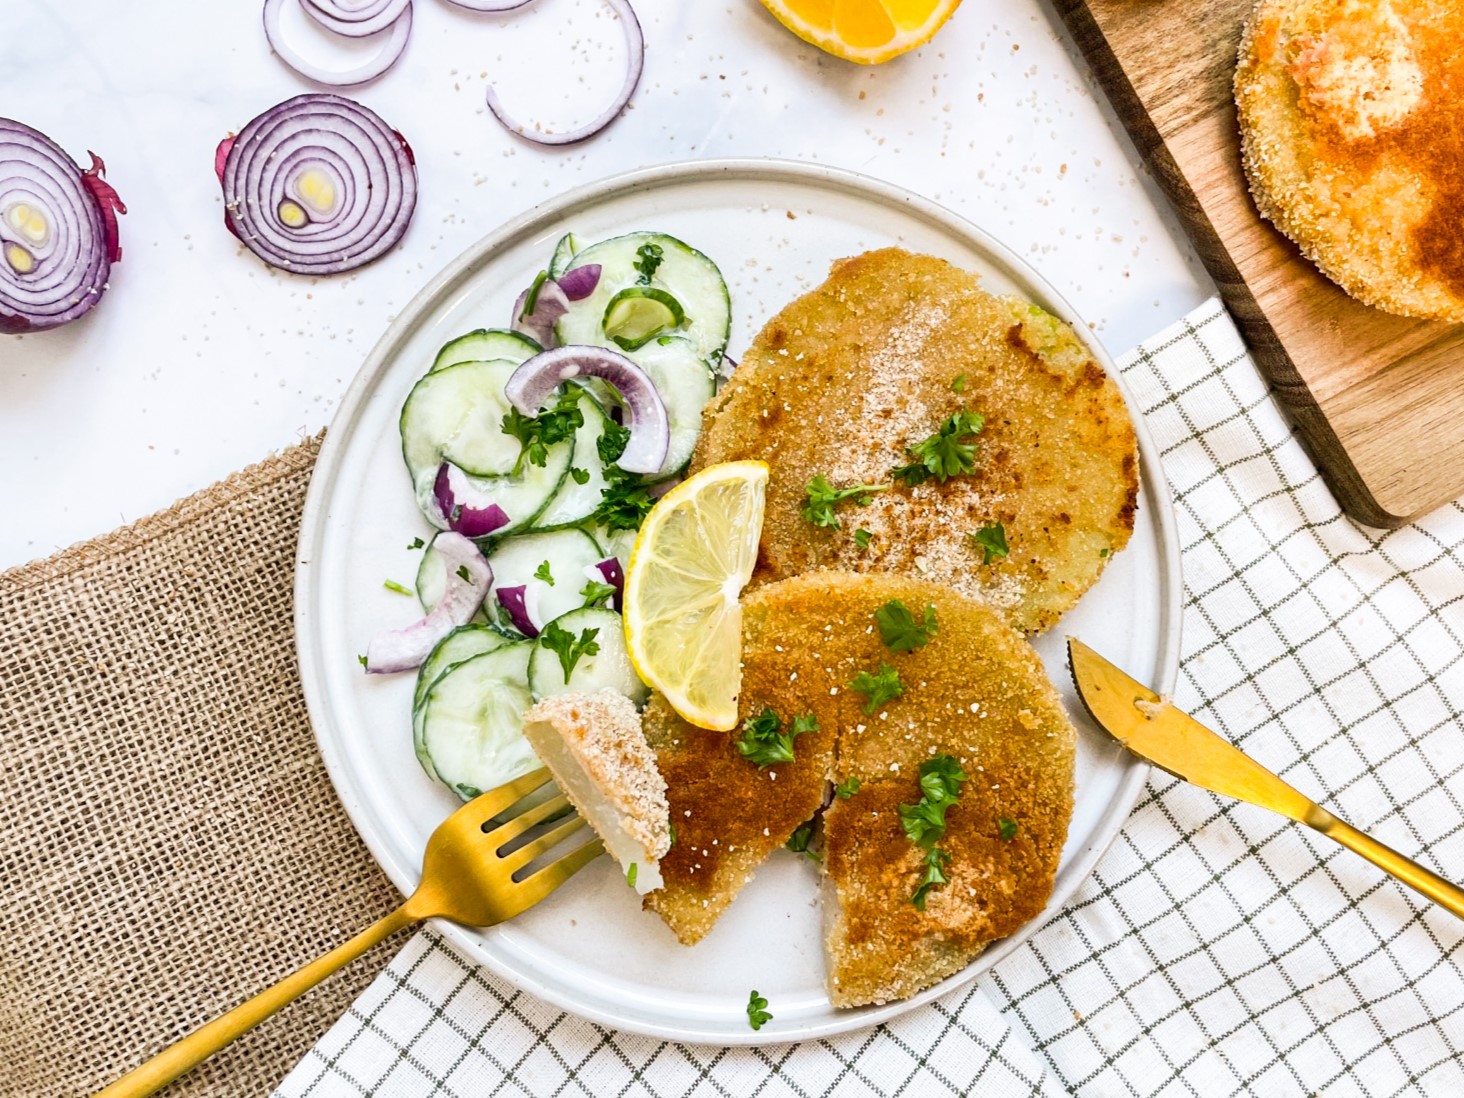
[95,903,420,1098]
[1307,806,1464,920]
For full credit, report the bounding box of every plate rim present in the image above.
[295,156,1183,1045]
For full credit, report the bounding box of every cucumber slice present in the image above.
[549,232,580,278]
[411,625,508,779]
[555,232,730,362]
[530,390,613,530]
[485,527,607,634]
[529,607,648,705]
[414,531,453,611]
[430,329,541,374]
[625,335,716,477]
[603,287,685,351]
[401,360,572,534]
[420,642,536,800]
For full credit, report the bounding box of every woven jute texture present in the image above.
[0,435,401,1098]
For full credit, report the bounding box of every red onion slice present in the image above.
[496,583,542,637]
[556,263,601,301]
[366,532,491,673]
[484,0,644,146]
[0,119,125,333]
[510,276,569,349]
[262,0,412,87]
[219,93,417,275]
[433,462,511,537]
[584,558,624,611]
[505,346,669,475]
[442,0,537,9]
[302,0,411,37]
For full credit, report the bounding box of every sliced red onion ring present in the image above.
[366,532,490,673]
[584,558,624,611]
[505,345,669,474]
[485,0,644,145]
[496,583,542,637]
[302,0,411,37]
[219,93,417,275]
[433,462,511,537]
[556,263,600,301]
[442,0,537,9]
[510,276,569,349]
[262,0,412,87]
[0,119,125,333]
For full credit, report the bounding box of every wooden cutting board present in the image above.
[1054,0,1464,528]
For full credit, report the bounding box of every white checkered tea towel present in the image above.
[277,299,1464,1098]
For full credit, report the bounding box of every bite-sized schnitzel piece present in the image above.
[1237,0,1464,321]
[642,571,1077,1000]
[694,248,1137,635]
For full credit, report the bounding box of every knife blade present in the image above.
[1066,637,1464,921]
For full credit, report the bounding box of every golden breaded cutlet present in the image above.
[1236,0,1464,321]
[642,571,1076,1009]
[694,248,1138,636]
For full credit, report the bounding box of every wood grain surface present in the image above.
[1055,0,1464,528]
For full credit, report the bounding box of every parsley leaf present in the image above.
[912,848,952,911]
[592,467,656,533]
[950,372,968,393]
[746,990,773,1031]
[736,708,816,768]
[785,821,819,861]
[456,565,471,582]
[357,654,368,668]
[534,560,555,586]
[383,579,414,596]
[1099,547,1110,558]
[539,621,601,683]
[570,466,591,485]
[501,389,584,475]
[892,409,985,486]
[848,662,905,714]
[874,599,939,653]
[626,862,638,889]
[899,755,968,849]
[998,818,1019,841]
[802,474,890,528]
[970,522,1009,564]
[408,536,425,550]
[580,578,618,608]
[834,776,861,799]
[598,422,631,465]
[854,528,874,551]
[634,242,664,284]
[668,820,677,847]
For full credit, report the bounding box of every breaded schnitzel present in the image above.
[1237,0,1464,321]
[642,571,1077,1008]
[694,249,1137,635]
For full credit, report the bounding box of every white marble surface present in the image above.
[0,0,1211,568]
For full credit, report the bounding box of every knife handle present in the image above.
[1306,806,1464,920]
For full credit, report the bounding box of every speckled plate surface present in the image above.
[295,159,1182,1045]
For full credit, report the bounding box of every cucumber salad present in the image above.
[363,230,730,801]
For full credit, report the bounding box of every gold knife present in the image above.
[1067,638,1464,920]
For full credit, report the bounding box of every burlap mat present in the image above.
[0,435,402,1098]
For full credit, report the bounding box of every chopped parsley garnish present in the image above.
[668,821,677,847]
[383,579,414,596]
[626,862,639,889]
[998,818,1019,841]
[785,822,819,861]
[1099,547,1110,558]
[912,848,952,911]
[874,599,939,653]
[534,560,555,586]
[892,409,985,486]
[570,466,591,485]
[501,388,584,475]
[848,662,905,715]
[746,990,773,1031]
[736,708,816,768]
[634,242,664,284]
[970,522,1009,564]
[456,565,471,583]
[408,536,425,550]
[580,578,618,608]
[591,423,656,532]
[854,528,874,551]
[834,776,861,799]
[950,372,968,393]
[598,422,631,465]
[802,474,890,528]
[357,654,368,668]
[539,621,601,683]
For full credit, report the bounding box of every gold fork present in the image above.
[97,767,602,1098]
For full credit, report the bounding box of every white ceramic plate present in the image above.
[296,159,1183,1045]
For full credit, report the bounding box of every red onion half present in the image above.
[0,119,125,333]
[485,0,644,145]
[366,532,491,673]
[219,93,417,275]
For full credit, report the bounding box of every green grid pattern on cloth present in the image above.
[275,300,1464,1098]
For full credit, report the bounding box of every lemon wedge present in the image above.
[623,461,768,731]
[758,0,963,65]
